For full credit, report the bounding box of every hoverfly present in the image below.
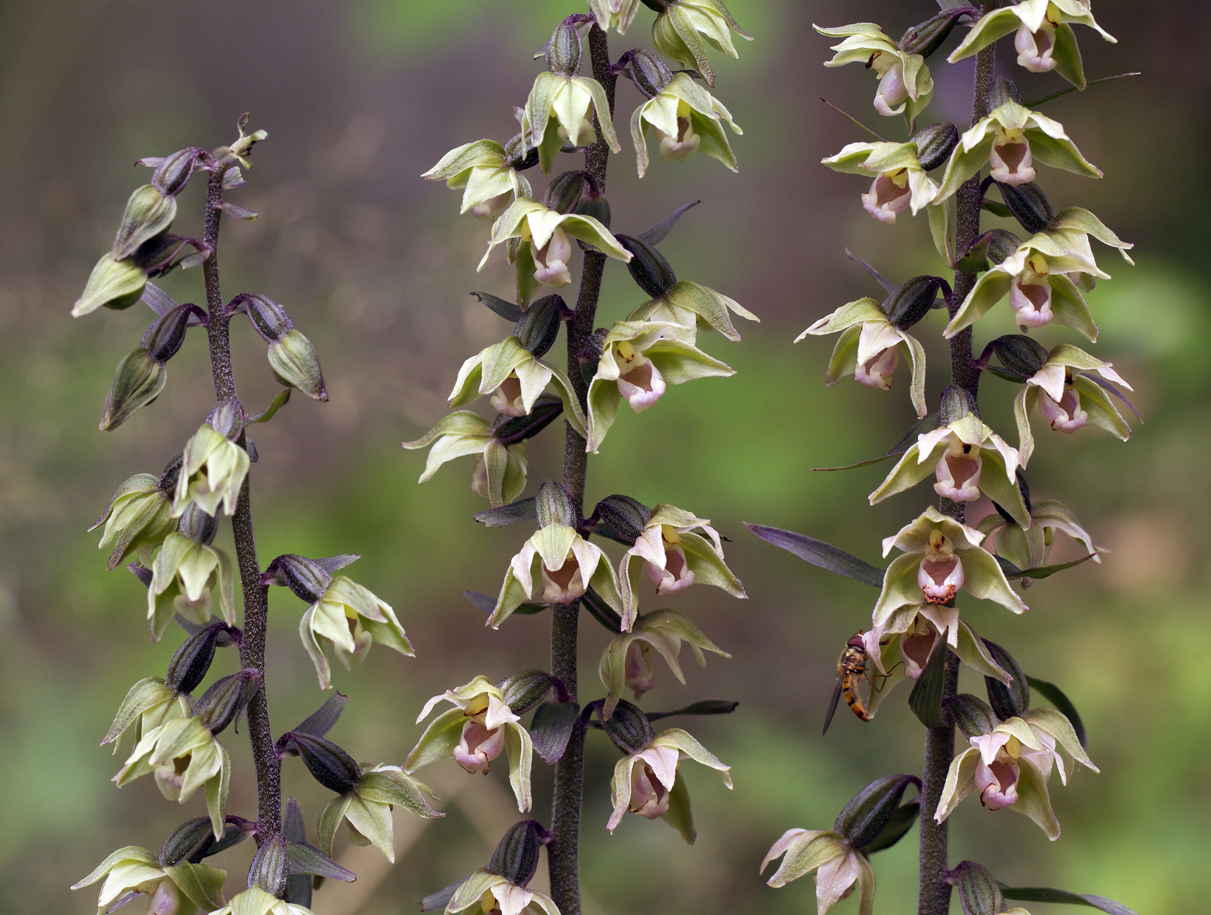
[822,632,893,735]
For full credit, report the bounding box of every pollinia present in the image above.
[405,3,753,914]
[751,4,1142,915]
[72,120,442,915]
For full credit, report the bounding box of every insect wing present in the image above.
[823,672,845,735]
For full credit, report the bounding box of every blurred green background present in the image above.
[1,1,1207,913]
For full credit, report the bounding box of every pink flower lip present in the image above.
[1039,387,1088,433]
[489,375,528,417]
[1009,276,1054,327]
[533,229,573,287]
[629,761,672,819]
[1015,22,1057,73]
[855,345,899,389]
[540,556,586,603]
[934,448,982,502]
[919,554,963,604]
[861,173,912,224]
[873,61,909,116]
[990,138,1036,186]
[454,719,507,774]
[617,360,666,411]
[976,758,1020,810]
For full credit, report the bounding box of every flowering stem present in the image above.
[548,23,616,915]
[918,19,997,915]
[202,167,282,846]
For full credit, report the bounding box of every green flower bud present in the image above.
[72,253,147,317]
[573,188,611,229]
[982,639,1030,720]
[601,699,655,754]
[536,480,577,529]
[898,7,975,58]
[497,670,559,715]
[834,773,919,849]
[542,171,590,215]
[939,384,978,425]
[996,180,1056,233]
[248,835,289,898]
[90,472,176,570]
[618,235,678,300]
[178,502,218,545]
[986,334,1049,380]
[152,148,205,196]
[911,122,959,171]
[946,693,998,739]
[545,19,582,77]
[985,229,1023,265]
[159,815,246,866]
[883,275,945,330]
[195,670,262,735]
[269,329,328,401]
[614,49,674,99]
[579,327,608,387]
[502,131,541,171]
[651,0,751,87]
[487,820,549,887]
[513,295,564,357]
[100,349,167,432]
[986,76,1022,112]
[592,494,652,544]
[165,622,229,695]
[954,861,1005,915]
[264,553,333,603]
[239,293,293,343]
[142,303,200,362]
[113,185,177,260]
[283,732,362,795]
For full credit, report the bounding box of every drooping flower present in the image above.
[630,72,742,178]
[607,725,732,841]
[945,231,1104,339]
[875,508,1028,624]
[404,411,529,509]
[298,575,413,690]
[207,886,315,915]
[934,100,1100,203]
[816,23,933,130]
[626,280,757,343]
[91,470,178,571]
[72,845,227,915]
[173,419,250,518]
[797,297,929,418]
[599,609,729,717]
[447,337,586,435]
[146,532,237,640]
[823,141,939,222]
[317,763,441,862]
[1013,344,1132,465]
[870,414,1028,525]
[585,319,734,453]
[422,139,535,219]
[977,497,1100,585]
[101,677,195,752]
[651,0,752,87]
[617,503,745,629]
[936,706,1096,839]
[445,869,560,915]
[406,676,535,812]
[491,523,625,628]
[480,199,631,288]
[949,0,1115,89]
[761,829,875,915]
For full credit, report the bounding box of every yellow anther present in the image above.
[661,525,681,547]
[616,341,637,363]
[928,529,946,551]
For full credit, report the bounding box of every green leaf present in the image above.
[745,524,884,587]
[1026,675,1087,748]
[909,643,949,729]
[246,390,291,424]
[646,699,739,721]
[998,553,1098,580]
[998,885,1141,915]
[813,412,939,471]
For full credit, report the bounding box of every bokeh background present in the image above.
[2,1,1208,913]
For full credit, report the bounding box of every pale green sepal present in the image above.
[796,298,884,339]
[162,863,228,911]
[318,795,353,857]
[663,768,696,843]
[945,271,1012,337]
[629,281,757,342]
[343,791,396,861]
[946,8,1021,63]
[654,728,733,788]
[928,195,955,266]
[681,531,745,597]
[1052,206,1134,263]
[421,139,504,184]
[1052,22,1086,90]
[935,746,980,823]
[1014,757,1061,840]
[856,853,876,915]
[762,829,844,887]
[1015,387,1038,467]
[824,325,861,385]
[102,677,177,748]
[404,707,473,774]
[1073,376,1131,440]
[872,554,924,626]
[359,766,443,817]
[1049,274,1098,341]
[503,722,534,813]
[904,333,929,420]
[1023,707,1097,773]
[72,846,158,890]
[960,546,1029,614]
[204,745,231,839]
[448,871,502,914]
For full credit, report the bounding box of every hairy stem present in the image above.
[202,167,282,845]
[918,17,997,915]
[549,23,616,915]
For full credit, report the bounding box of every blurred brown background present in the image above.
[1,1,1208,913]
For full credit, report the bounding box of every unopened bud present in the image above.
[142,304,198,363]
[573,189,611,229]
[988,334,1048,380]
[153,148,204,197]
[996,181,1056,234]
[514,295,564,357]
[248,835,290,897]
[132,233,197,276]
[196,670,262,735]
[618,235,677,300]
[985,229,1022,265]
[160,817,219,866]
[269,330,327,401]
[503,132,541,172]
[543,171,590,215]
[883,275,944,330]
[100,349,167,432]
[911,122,958,171]
[981,640,1030,720]
[986,77,1021,112]
[165,623,228,694]
[207,399,244,440]
[497,670,557,715]
[282,732,362,795]
[545,20,583,76]
[601,699,655,754]
[487,820,550,887]
[614,49,674,99]
[240,293,294,343]
[939,385,977,425]
[834,773,919,849]
[178,502,218,545]
[73,254,147,317]
[536,480,577,529]
[945,693,997,739]
[899,7,973,58]
[593,494,652,544]
[491,394,565,445]
[113,185,177,260]
[953,861,1005,915]
[960,229,1023,274]
[264,554,333,603]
